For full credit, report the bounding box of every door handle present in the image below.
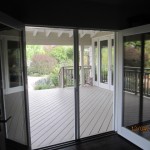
[0,116,11,123]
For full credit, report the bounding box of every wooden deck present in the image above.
[28,86,113,149]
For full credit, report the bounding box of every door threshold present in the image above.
[35,131,116,150]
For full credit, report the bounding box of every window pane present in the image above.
[141,34,150,140]
[111,39,114,85]
[123,35,141,127]
[26,27,75,149]
[94,42,98,81]
[123,33,150,141]
[100,40,108,83]
[79,30,113,139]
[7,40,22,87]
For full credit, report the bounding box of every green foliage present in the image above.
[27,45,74,89]
[26,45,45,60]
[124,41,150,67]
[50,46,73,66]
[125,41,141,49]
[83,49,90,65]
[49,64,59,86]
[34,73,59,90]
[50,73,59,87]
[145,40,150,68]
[101,47,108,72]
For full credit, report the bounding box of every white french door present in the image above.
[116,24,150,150]
[99,36,114,90]
[92,35,114,90]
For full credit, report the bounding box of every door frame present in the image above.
[0,11,31,150]
[116,24,150,150]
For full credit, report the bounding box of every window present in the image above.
[7,40,22,87]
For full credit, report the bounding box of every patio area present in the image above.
[28,86,113,149]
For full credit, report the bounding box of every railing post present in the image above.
[135,69,137,95]
[62,67,64,88]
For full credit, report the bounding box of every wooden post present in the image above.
[62,67,64,88]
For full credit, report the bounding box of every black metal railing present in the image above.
[124,66,150,97]
[59,66,91,88]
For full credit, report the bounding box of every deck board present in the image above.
[29,86,113,149]
[80,91,110,137]
[88,95,112,136]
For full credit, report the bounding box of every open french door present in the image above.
[0,12,30,150]
[116,24,150,150]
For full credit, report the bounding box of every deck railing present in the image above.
[59,66,91,88]
[124,66,150,97]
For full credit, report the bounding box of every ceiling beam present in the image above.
[69,32,73,38]
[45,30,51,37]
[80,30,86,38]
[58,31,63,37]
[90,31,99,38]
[33,30,38,36]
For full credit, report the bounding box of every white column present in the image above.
[80,45,84,86]
[89,46,93,77]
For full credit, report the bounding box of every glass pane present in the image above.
[123,34,141,127]
[26,27,75,149]
[7,41,22,87]
[84,47,91,85]
[123,33,150,141]
[79,30,113,139]
[111,39,114,85]
[94,42,98,81]
[141,34,150,140]
[100,40,108,84]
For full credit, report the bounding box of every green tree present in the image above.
[145,40,150,68]
[26,45,45,60]
[50,46,73,66]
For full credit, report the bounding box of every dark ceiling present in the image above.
[0,0,150,30]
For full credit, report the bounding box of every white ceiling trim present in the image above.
[26,27,101,38]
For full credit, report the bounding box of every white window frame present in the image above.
[1,35,24,94]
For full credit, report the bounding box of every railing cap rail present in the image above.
[124,66,150,70]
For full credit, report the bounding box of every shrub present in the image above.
[34,77,52,90]
[50,73,59,87]
[28,54,57,76]
[33,74,59,90]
